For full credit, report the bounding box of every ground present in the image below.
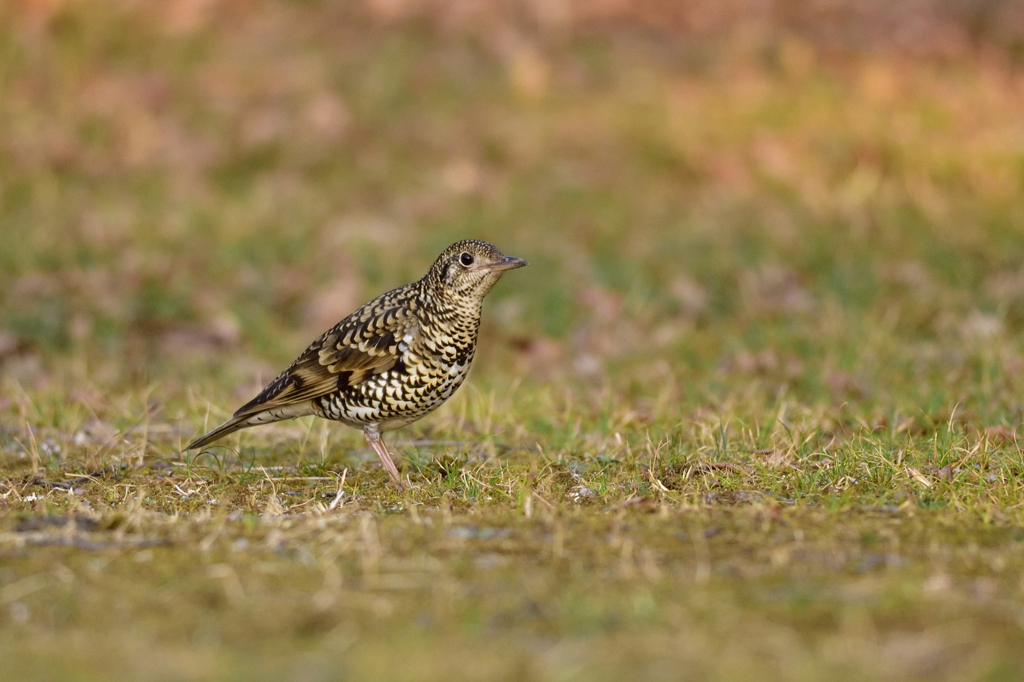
[3,1,1024,680]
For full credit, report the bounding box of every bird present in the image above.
[185,239,527,489]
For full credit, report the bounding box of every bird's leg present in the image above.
[363,425,403,490]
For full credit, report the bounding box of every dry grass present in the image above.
[3,1,1024,680]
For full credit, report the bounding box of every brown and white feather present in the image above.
[185,240,526,459]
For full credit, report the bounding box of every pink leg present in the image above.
[363,425,403,490]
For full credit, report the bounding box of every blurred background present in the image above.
[3,0,1024,423]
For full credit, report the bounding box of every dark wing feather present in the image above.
[233,291,420,418]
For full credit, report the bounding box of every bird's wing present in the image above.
[232,296,421,419]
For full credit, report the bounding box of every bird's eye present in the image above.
[459,252,474,266]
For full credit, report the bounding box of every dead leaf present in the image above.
[510,336,566,376]
[960,310,1002,340]
[826,370,865,398]
[262,495,286,517]
[440,158,483,196]
[159,315,240,356]
[304,94,350,143]
[669,276,708,317]
[906,467,932,488]
[739,266,813,318]
[578,286,624,325]
[984,425,1017,446]
[509,48,549,99]
[0,331,23,358]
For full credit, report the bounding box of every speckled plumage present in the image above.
[186,240,526,488]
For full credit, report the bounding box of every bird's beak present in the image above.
[484,255,528,272]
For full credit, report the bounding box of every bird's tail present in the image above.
[185,414,254,451]
[185,402,316,451]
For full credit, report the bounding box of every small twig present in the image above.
[260,476,335,482]
[33,479,74,490]
[529,491,556,510]
[694,461,752,475]
[408,440,464,447]
[60,464,130,487]
[646,467,671,493]
[329,468,348,510]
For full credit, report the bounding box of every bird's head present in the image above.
[426,240,527,303]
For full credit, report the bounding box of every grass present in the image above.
[4,1,1024,679]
